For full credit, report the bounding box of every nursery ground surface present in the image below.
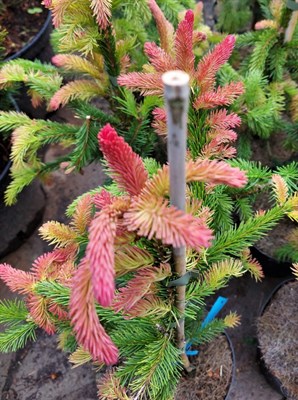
[1,331,98,400]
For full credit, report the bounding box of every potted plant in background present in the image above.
[0,29,46,259]
[215,0,254,33]
[256,264,298,399]
[234,0,298,165]
[198,0,298,165]
[0,0,199,206]
[245,167,298,277]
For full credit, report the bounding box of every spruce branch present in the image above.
[207,206,286,264]
[98,25,120,90]
[0,322,37,352]
[0,299,29,326]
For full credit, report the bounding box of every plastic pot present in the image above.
[5,12,52,62]
[0,97,46,259]
[224,332,236,400]
[250,246,293,278]
[0,179,46,259]
[0,96,19,186]
[256,278,297,398]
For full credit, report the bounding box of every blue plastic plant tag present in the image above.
[185,349,199,356]
[185,296,228,356]
[201,296,228,328]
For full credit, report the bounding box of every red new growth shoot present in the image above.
[98,124,148,197]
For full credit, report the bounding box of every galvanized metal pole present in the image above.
[162,70,191,370]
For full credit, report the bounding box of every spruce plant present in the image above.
[234,0,298,155]
[201,0,298,159]
[215,0,254,33]
[0,0,197,205]
[0,7,298,397]
[0,123,297,399]
[275,225,298,263]
[238,0,298,80]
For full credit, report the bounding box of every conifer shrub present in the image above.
[0,0,199,205]
[234,0,298,155]
[215,0,254,34]
[0,121,297,399]
[0,7,297,391]
[0,4,298,395]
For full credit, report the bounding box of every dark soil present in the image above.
[1,331,233,400]
[257,281,298,399]
[251,130,294,168]
[0,0,48,58]
[175,335,233,400]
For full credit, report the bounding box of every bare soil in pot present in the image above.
[0,0,48,59]
[250,130,295,168]
[175,335,233,400]
[257,280,298,399]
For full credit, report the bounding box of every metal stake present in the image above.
[162,70,191,370]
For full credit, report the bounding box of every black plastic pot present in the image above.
[250,246,293,278]
[0,96,18,186]
[5,12,52,61]
[257,278,296,398]
[0,97,46,259]
[0,176,46,259]
[224,332,236,400]
[0,159,11,185]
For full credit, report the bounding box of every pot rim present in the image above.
[250,245,293,278]
[224,331,236,400]
[0,95,19,184]
[5,11,52,61]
